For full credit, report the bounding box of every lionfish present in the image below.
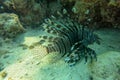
[39,16,100,66]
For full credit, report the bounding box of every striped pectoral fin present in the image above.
[46,44,55,53]
[81,46,97,63]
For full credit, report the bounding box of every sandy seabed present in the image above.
[0,28,120,80]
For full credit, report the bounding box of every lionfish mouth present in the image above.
[38,15,100,66]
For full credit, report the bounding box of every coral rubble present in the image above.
[61,0,120,28]
[0,13,25,38]
[0,0,46,26]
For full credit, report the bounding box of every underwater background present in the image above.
[0,0,120,80]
